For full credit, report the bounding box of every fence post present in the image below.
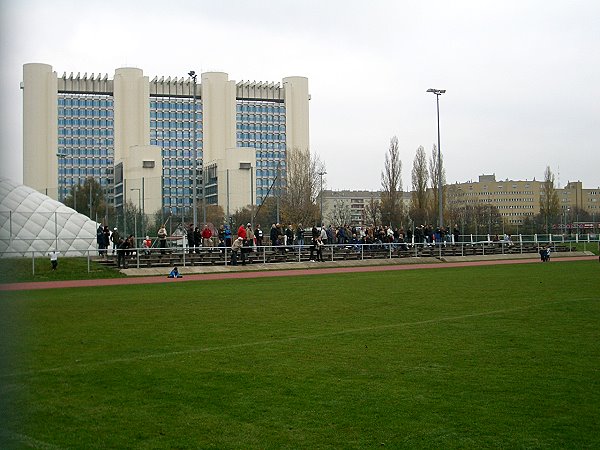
[32,251,35,276]
[88,250,91,273]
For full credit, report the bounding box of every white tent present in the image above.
[0,178,98,257]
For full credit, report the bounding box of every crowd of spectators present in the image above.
[97,221,469,261]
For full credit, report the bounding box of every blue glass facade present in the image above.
[150,98,202,214]
[236,101,287,204]
[56,95,114,200]
[55,94,289,212]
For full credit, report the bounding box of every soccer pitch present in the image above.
[1,261,599,448]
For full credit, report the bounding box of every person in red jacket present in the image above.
[201,224,213,247]
[237,223,247,240]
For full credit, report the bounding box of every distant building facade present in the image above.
[318,175,599,228]
[447,174,600,225]
[21,63,309,220]
[319,190,412,226]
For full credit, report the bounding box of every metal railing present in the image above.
[2,234,598,276]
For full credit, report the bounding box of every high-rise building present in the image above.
[21,63,310,220]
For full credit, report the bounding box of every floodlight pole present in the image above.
[427,88,446,228]
[130,188,141,245]
[318,171,327,226]
[189,70,198,226]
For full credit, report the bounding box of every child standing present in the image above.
[48,250,59,270]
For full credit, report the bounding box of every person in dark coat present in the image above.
[117,238,130,268]
[187,224,195,254]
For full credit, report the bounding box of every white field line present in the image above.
[2,296,596,379]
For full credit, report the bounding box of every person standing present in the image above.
[237,223,247,241]
[270,223,278,248]
[193,226,201,252]
[231,236,245,266]
[245,223,255,250]
[117,237,130,268]
[315,236,325,262]
[111,227,120,254]
[96,225,105,256]
[143,236,152,255]
[296,223,305,247]
[309,225,319,261]
[453,225,460,245]
[103,226,111,255]
[320,225,328,247]
[201,224,213,247]
[187,223,195,254]
[254,224,263,247]
[224,224,232,247]
[284,224,293,248]
[157,225,167,254]
[48,250,59,270]
[218,225,225,247]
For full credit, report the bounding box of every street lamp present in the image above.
[240,163,254,228]
[318,171,327,226]
[427,88,446,229]
[189,70,198,226]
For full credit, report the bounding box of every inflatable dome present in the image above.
[0,178,99,257]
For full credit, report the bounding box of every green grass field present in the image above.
[1,260,599,449]
[0,256,126,284]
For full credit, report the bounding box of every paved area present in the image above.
[1,252,595,292]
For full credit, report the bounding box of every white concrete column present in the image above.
[23,63,58,198]
[283,76,310,153]
[200,72,237,165]
[113,68,150,163]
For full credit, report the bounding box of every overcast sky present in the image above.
[1,0,599,191]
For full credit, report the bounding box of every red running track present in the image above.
[0,256,596,292]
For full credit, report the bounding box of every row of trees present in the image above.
[373,137,586,235]
[375,136,446,229]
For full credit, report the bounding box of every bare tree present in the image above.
[64,177,110,220]
[328,198,352,227]
[280,148,324,226]
[410,145,429,225]
[539,166,560,233]
[380,136,403,226]
[428,144,446,225]
[364,196,381,227]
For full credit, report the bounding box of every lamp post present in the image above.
[130,188,141,246]
[240,163,254,227]
[318,171,327,226]
[188,70,198,227]
[427,88,446,229]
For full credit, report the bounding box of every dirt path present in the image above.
[1,255,596,292]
